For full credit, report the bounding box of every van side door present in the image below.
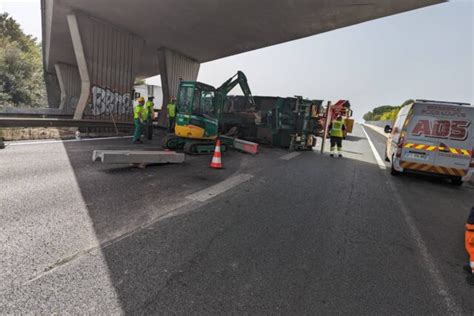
[387,105,411,162]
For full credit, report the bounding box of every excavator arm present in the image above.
[216,71,256,110]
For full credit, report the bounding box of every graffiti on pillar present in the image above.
[88,86,132,118]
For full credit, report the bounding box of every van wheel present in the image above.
[451,178,463,186]
[390,165,400,176]
[391,156,400,176]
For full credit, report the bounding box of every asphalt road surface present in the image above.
[1,125,473,314]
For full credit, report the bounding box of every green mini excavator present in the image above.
[164,71,256,154]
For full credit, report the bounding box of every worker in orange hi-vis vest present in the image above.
[465,207,474,285]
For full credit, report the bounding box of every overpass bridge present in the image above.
[41,0,444,123]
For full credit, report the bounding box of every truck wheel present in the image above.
[451,178,463,186]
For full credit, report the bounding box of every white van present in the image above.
[385,100,474,185]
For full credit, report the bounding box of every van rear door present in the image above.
[402,104,438,166]
[406,103,473,173]
[433,111,473,173]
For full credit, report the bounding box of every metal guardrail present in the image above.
[0,112,73,118]
[0,117,133,129]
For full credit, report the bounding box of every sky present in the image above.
[1,0,473,121]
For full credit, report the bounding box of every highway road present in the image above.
[1,125,473,314]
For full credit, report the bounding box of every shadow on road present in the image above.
[57,131,474,313]
[342,150,363,155]
[393,170,468,189]
[344,135,365,142]
[62,129,243,243]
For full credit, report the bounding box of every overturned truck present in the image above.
[220,96,324,150]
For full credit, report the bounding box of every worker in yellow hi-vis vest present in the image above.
[328,115,346,157]
[167,97,176,133]
[145,96,155,140]
[132,97,145,144]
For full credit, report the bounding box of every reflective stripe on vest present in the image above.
[331,121,343,138]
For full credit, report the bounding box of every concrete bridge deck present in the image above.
[41,0,444,122]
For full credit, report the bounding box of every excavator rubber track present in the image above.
[163,134,185,150]
[183,141,227,155]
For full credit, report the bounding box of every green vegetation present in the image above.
[0,13,46,107]
[363,99,414,122]
[134,79,146,85]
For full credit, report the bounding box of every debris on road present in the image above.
[92,150,185,166]
[221,136,258,155]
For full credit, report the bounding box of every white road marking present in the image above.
[361,125,386,170]
[280,152,301,160]
[24,199,193,285]
[387,180,460,314]
[363,123,388,139]
[24,172,255,284]
[186,173,254,202]
[6,136,132,146]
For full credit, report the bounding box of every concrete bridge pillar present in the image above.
[66,13,144,121]
[157,48,200,127]
[54,63,81,114]
[44,72,61,109]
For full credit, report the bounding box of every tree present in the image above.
[363,99,415,122]
[0,13,46,107]
[363,111,374,121]
[363,105,397,121]
[380,108,400,121]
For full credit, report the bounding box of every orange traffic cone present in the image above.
[210,139,223,169]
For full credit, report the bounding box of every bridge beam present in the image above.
[157,48,200,126]
[66,13,144,121]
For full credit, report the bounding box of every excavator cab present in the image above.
[175,81,219,140]
[165,71,255,154]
